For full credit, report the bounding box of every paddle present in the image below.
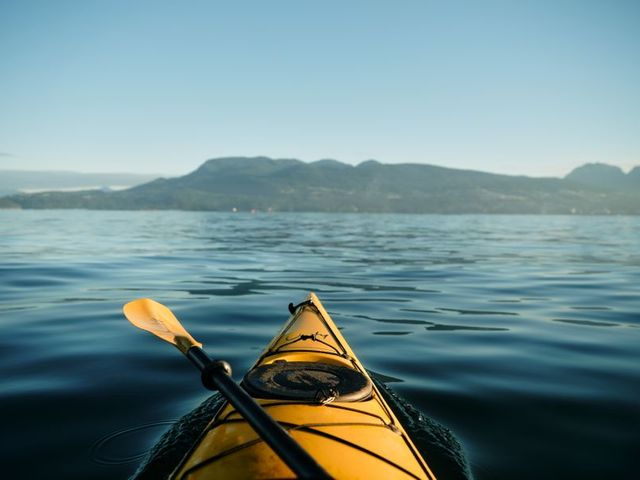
[123,298,331,480]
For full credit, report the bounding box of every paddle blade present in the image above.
[123,298,202,354]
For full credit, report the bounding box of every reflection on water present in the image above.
[436,308,518,315]
[425,324,509,332]
[553,318,620,327]
[0,211,638,479]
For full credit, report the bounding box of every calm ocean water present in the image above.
[0,211,638,479]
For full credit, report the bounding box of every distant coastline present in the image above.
[0,170,159,197]
[1,157,639,214]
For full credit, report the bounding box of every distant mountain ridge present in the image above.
[564,163,639,190]
[0,170,159,196]
[1,157,639,214]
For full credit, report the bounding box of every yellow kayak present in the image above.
[171,293,436,479]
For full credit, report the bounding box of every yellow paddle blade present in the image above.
[123,298,202,354]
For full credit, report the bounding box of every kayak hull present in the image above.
[172,293,435,479]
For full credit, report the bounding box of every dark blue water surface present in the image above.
[0,211,638,479]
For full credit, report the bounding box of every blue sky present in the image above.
[1,0,638,177]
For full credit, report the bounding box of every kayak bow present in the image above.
[171,293,436,479]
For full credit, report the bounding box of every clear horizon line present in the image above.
[1,156,637,178]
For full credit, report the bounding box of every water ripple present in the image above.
[91,421,176,465]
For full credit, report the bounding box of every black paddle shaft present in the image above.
[186,346,332,480]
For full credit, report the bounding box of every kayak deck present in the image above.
[172,293,436,479]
